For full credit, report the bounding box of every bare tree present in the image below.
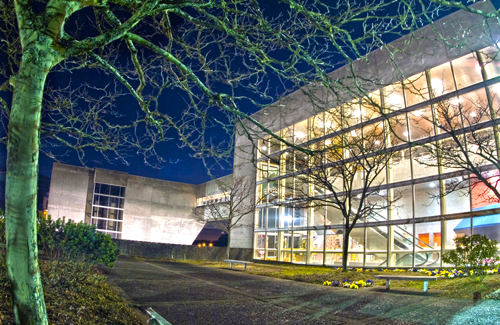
[194,176,263,260]
[1,0,485,321]
[280,100,399,271]
[411,80,500,206]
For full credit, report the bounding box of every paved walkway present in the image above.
[104,255,500,325]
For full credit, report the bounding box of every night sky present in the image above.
[2,1,494,186]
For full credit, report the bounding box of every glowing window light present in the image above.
[431,79,444,95]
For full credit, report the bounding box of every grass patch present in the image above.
[0,259,142,324]
[182,260,500,300]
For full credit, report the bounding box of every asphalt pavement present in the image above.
[103,255,500,325]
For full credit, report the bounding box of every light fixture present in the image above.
[450,97,462,106]
[431,79,444,95]
[429,182,436,188]
[356,194,362,199]
[470,111,477,117]
[413,109,424,117]
[295,131,305,139]
[261,145,267,151]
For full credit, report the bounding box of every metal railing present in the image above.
[146,308,172,325]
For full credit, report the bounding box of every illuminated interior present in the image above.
[254,46,500,267]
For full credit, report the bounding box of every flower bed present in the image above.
[322,267,500,289]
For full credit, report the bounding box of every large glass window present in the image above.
[408,106,434,141]
[460,88,490,126]
[91,183,126,239]
[393,185,413,219]
[429,62,456,97]
[391,149,412,182]
[404,72,429,106]
[412,146,438,179]
[383,82,405,111]
[479,46,500,80]
[254,46,500,268]
[452,53,483,90]
[294,120,308,144]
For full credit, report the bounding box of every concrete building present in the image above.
[232,1,500,267]
[48,163,208,244]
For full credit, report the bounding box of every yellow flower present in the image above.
[323,281,331,286]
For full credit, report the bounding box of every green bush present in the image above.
[443,234,499,280]
[38,216,120,267]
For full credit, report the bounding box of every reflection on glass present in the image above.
[488,84,500,118]
[412,146,438,179]
[254,232,265,260]
[444,178,470,214]
[388,115,408,146]
[325,108,342,135]
[445,218,468,249]
[309,113,325,140]
[391,149,411,182]
[408,107,433,141]
[479,46,500,80]
[460,88,490,126]
[340,101,359,128]
[366,226,387,251]
[268,207,278,229]
[365,195,388,222]
[325,253,342,265]
[383,82,405,111]
[294,120,308,144]
[404,72,429,106]
[310,253,324,264]
[362,91,382,120]
[366,253,387,267]
[452,53,483,89]
[434,98,463,133]
[429,62,456,97]
[393,185,413,219]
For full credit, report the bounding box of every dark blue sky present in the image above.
[4,0,497,185]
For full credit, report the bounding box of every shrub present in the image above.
[38,216,120,267]
[443,234,499,280]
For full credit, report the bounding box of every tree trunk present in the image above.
[226,231,231,260]
[6,48,54,324]
[342,225,350,272]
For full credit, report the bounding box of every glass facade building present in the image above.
[254,45,500,267]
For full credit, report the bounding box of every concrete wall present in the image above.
[47,163,93,223]
[122,175,204,245]
[115,239,253,261]
[231,1,500,250]
[48,163,205,245]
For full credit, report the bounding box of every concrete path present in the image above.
[104,255,500,325]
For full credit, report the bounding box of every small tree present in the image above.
[193,176,262,260]
[443,234,499,281]
[413,89,500,206]
[286,101,399,271]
